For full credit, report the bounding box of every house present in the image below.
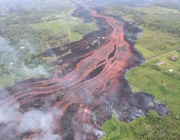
[169,54,179,61]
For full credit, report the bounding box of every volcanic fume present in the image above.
[0,0,168,140]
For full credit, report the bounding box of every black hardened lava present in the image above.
[0,0,168,140]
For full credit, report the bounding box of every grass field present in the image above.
[135,6,180,14]
[0,4,98,89]
[31,17,97,43]
[107,5,180,59]
[147,50,180,74]
[101,3,180,140]
[101,57,180,140]
[135,28,180,58]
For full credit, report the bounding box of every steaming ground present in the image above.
[0,36,50,89]
[0,0,170,140]
[0,102,61,140]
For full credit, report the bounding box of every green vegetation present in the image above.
[0,0,98,89]
[101,2,180,140]
[0,74,17,89]
[101,114,134,140]
[135,6,180,14]
[102,109,180,139]
[148,51,180,75]
[51,90,64,101]
[135,29,180,58]
[101,61,180,140]
[101,62,180,140]
[104,4,180,59]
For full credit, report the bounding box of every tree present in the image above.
[51,90,64,101]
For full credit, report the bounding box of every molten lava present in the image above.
[0,0,168,140]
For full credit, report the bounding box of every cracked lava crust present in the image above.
[0,0,168,140]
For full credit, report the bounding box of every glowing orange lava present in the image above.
[0,0,168,140]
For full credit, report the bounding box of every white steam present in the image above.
[82,124,105,139]
[0,106,61,140]
[22,65,49,76]
[0,37,11,52]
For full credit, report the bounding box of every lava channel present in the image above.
[0,0,168,140]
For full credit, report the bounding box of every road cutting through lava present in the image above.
[0,0,168,140]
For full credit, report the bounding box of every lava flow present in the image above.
[0,0,168,140]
